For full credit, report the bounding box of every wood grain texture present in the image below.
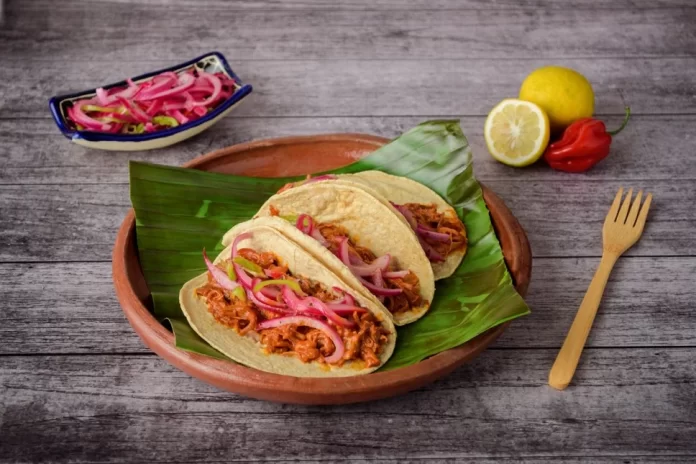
[2,258,694,355]
[2,116,696,185]
[1,0,695,459]
[1,349,694,462]
[2,58,695,119]
[10,0,696,9]
[3,2,695,61]
[0,178,693,262]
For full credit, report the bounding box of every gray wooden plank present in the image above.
[3,2,695,61]
[1,258,694,355]
[1,349,694,462]
[3,58,694,119]
[0,178,692,262]
[0,184,128,262]
[13,0,696,9]
[0,0,693,461]
[0,115,693,185]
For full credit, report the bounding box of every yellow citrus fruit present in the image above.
[519,65,594,132]
[484,99,550,167]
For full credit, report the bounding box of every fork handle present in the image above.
[548,252,618,390]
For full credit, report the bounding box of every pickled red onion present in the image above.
[329,286,355,306]
[336,237,392,276]
[309,228,329,247]
[418,236,445,262]
[246,288,290,314]
[416,224,452,243]
[254,290,286,308]
[189,72,222,107]
[233,263,254,289]
[69,102,112,132]
[202,249,239,291]
[303,296,355,328]
[137,73,196,101]
[358,276,403,296]
[383,270,409,279]
[391,202,418,230]
[281,285,307,312]
[256,316,345,364]
[66,68,238,135]
[325,303,368,315]
[231,232,252,258]
[351,254,391,277]
[372,269,386,303]
[116,96,150,123]
[296,214,314,234]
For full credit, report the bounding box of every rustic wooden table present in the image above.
[1,0,695,462]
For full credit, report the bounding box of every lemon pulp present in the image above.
[484,99,550,167]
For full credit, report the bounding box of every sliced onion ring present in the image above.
[416,224,452,243]
[137,72,196,101]
[230,232,253,259]
[391,202,418,230]
[325,303,368,315]
[371,269,386,303]
[296,214,313,234]
[418,236,445,263]
[281,284,301,307]
[336,237,353,267]
[116,96,150,123]
[71,102,112,131]
[303,296,355,328]
[358,276,403,296]
[256,316,345,364]
[349,254,391,277]
[233,263,254,289]
[383,270,409,279]
[328,286,352,305]
[202,249,239,291]
[246,288,291,314]
[189,72,222,107]
[309,228,329,247]
[254,290,286,308]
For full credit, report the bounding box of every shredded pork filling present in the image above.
[402,203,467,257]
[195,248,389,367]
[317,223,424,315]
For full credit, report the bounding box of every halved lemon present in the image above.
[484,98,550,167]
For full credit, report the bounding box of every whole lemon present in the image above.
[519,66,594,132]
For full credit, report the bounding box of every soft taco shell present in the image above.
[335,171,467,280]
[224,217,387,313]
[180,225,396,377]
[251,183,435,325]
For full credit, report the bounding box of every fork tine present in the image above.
[606,187,624,223]
[626,190,643,226]
[635,193,653,231]
[617,188,633,223]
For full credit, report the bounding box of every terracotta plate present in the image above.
[113,133,532,404]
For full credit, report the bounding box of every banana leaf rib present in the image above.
[129,120,530,371]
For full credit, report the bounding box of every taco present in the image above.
[180,224,396,377]
[243,183,436,326]
[278,171,468,280]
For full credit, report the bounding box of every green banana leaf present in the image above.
[129,120,530,371]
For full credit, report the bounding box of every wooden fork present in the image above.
[548,188,652,390]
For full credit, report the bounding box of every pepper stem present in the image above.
[607,106,631,136]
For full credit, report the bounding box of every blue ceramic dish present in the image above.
[49,52,252,151]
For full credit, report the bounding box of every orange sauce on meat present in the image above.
[196,249,389,367]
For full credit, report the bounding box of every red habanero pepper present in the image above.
[544,107,631,173]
